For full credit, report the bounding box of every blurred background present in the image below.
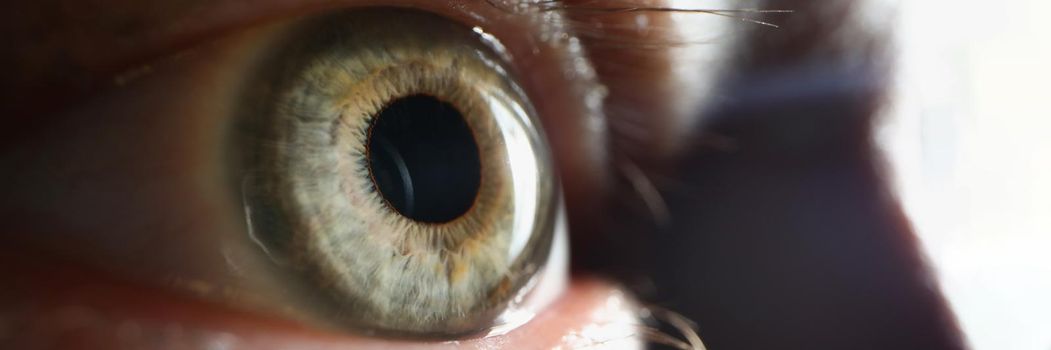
[878,0,1051,349]
[670,0,1051,348]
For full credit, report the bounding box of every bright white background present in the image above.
[670,0,1051,348]
[880,0,1051,349]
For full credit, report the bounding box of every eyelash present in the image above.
[513,1,791,226]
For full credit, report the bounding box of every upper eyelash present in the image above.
[491,0,792,28]
[479,1,793,54]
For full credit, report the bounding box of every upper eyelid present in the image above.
[6,0,559,94]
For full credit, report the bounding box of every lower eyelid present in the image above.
[1,245,639,350]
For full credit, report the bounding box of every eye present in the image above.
[237,8,556,336]
[0,1,632,345]
[9,0,978,349]
[0,0,721,347]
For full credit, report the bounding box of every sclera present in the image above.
[238,8,559,337]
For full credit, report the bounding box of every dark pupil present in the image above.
[366,94,482,223]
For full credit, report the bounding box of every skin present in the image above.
[1,0,967,349]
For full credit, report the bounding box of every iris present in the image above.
[237,8,559,336]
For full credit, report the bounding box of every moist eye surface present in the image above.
[236,8,557,337]
[367,94,482,224]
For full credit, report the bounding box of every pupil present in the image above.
[366,94,482,223]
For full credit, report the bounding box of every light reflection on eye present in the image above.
[235,8,561,337]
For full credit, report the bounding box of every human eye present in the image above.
[1,0,986,349]
[1,1,640,348]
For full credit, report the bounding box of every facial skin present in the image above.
[1,0,966,349]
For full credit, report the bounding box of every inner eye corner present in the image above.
[365,93,483,224]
